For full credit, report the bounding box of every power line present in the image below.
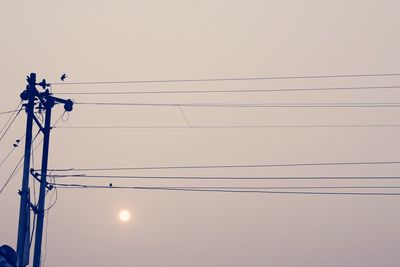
[0,143,20,169]
[0,109,22,115]
[0,131,42,195]
[46,160,400,172]
[0,153,25,195]
[49,174,400,180]
[54,124,400,129]
[0,106,23,144]
[1,112,66,196]
[53,85,400,95]
[75,102,400,108]
[0,133,25,170]
[0,102,22,135]
[0,132,41,195]
[52,111,66,127]
[49,72,400,86]
[51,183,400,196]
[0,101,22,133]
[51,185,400,189]
[42,174,58,267]
[50,184,400,190]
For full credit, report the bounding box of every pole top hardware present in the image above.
[37,79,49,90]
[20,73,74,113]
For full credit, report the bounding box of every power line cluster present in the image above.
[47,174,400,180]
[44,160,400,196]
[45,160,400,171]
[0,102,22,143]
[45,72,400,132]
[3,72,400,132]
[53,85,400,95]
[0,102,25,194]
[5,71,400,267]
[49,72,400,85]
[0,112,66,196]
[51,183,400,196]
[4,71,400,197]
[0,131,41,195]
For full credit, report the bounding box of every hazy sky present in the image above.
[2,1,400,266]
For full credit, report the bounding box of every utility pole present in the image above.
[16,73,36,267]
[16,73,73,267]
[32,97,53,267]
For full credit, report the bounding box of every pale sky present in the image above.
[2,1,400,266]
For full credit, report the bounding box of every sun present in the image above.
[119,210,131,222]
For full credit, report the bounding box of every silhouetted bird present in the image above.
[109,183,113,187]
[16,140,20,143]
[60,74,68,81]
[13,144,18,148]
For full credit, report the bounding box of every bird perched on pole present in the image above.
[60,74,68,81]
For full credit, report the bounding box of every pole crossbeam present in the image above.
[16,73,73,267]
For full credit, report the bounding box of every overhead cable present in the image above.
[0,112,67,195]
[0,109,22,115]
[50,72,400,86]
[51,183,400,196]
[0,105,23,144]
[49,174,400,180]
[54,124,400,129]
[53,85,400,95]
[75,102,400,108]
[46,160,400,172]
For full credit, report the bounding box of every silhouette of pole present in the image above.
[32,98,53,267]
[16,73,36,267]
[16,73,73,266]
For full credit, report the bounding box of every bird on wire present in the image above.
[60,74,68,81]
[13,139,20,148]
